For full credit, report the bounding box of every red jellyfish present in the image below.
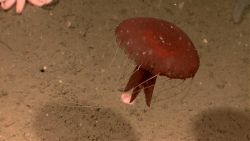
[115,17,200,107]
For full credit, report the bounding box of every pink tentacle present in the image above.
[1,0,16,10]
[16,0,25,13]
[27,0,45,6]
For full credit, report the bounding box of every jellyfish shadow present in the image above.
[193,107,250,141]
[33,101,139,141]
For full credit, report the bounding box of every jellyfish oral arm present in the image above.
[121,65,157,107]
[143,72,157,107]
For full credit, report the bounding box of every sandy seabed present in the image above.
[0,0,250,141]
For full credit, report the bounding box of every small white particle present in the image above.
[126,41,130,45]
[202,38,208,45]
[159,36,165,43]
[42,66,47,71]
[49,11,53,16]
[66,21,72,28]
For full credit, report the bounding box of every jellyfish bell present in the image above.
[115,17,199,107]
